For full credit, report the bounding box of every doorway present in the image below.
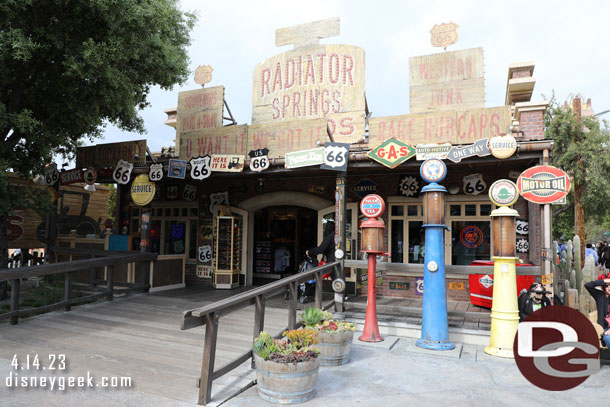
[252,206,317,285]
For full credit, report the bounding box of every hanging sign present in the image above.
[196,265,213,278]
[249,148,270,172]
[76,140,146,169]
[367,138,416,169]
[60,168,84,185]
[516,219,529,236]
[446,138,490,163]
[489,134,517,159]
[182,184,197,201]
[360,194,385,218]
[113,160,133,185]
[415,143,452,161]
[130,174,156,206]
[149,163,164,182]
[285,147,325,169]
[399,175,421,197]
[351,179,378,199]
[517,165,571,204]
[463,173,486,195]
[168,159,187,179]
[84,167,97,185]
[321,142,349,171]
[189,155,212,180]
[488,179,519,207]
[44,164,59,186]
[211,155,244,172]
[198,245,212,263]
[166,185,178,200]
[420,158,447,183]
[516,238,529,253]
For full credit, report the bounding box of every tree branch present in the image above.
[553,204,573,217]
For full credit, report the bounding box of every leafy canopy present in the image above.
[0,0,196,215]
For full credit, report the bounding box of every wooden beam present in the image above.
[64,272,73,312]
[199,312,219,406]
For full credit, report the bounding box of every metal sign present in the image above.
[130,174,155,206]
[284,147,325,169]
[44,164,59,186]
[489,134,517,159]
[321,142,349,171]
[516,219,529,236]
[198,245,212,263]
[367,138,416,169]
[84,168,97,185]
[189,156,212,180]
[399,175,420,197]
[209,191,229,213]
[249,148,270,172]
[168,159,187,179]
[194,65,213,85]
[60,168,84,185]
[182,184,197,201]
[430,22,459,48]
[360,194,385,218]
[415,143,452,161]
[211,154,244,172]
[351,179,378,199]
[488,179,519,207]
[446,138,490,163]
[517,166,571,204]
[516,238,529,253]
[166,185,178,200]
[113,160,134,185]
[196,265,213,278]
[463,173,486,195]
[149,163,164,182]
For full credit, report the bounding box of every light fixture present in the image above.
[84,184,96,192]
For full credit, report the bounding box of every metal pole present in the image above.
[358,254,382,342]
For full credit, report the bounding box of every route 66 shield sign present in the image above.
[321,142,349,171]
[249,148,269,172]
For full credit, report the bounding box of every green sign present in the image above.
[284,147,325,169]
[367,138,416,168]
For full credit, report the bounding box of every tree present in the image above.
[0,1,196,273]
[545,96,610,262]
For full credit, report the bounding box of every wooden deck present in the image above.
[0,287,490,406]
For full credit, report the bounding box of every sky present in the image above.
[95,0,610,153]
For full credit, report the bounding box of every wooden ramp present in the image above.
[0,287,290,406]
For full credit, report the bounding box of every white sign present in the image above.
[190,155,212,180]
[196,265,213,278]
[149,163,164,182]
[250,155,269,172]
[399,175,420,197]
[183,184,197,201]
[166,185,178,200]
[479,275,494,289]
[516,219,529,236]
[44,164,59,186]
[517,238,529,253]
[321,142,349,171]
[415,143,452,161]
[198,245,212,263]
[113,160,133,185]
[210,191,229,213]
[463,173,486,195]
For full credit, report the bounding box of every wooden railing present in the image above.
[180,260,341,406]
[0,252,157,325]
[344,260,542,275]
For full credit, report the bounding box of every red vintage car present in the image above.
[468,260,535,309]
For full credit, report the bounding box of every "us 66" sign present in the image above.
[248,148,269,172]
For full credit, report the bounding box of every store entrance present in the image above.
[252,206,317,285]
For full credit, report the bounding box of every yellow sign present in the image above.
[448,282,465,290]
[130,174,155,206]
[489,134,517,159]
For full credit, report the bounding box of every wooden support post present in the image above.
[9,278,20,325]
[89,267,96,287]
[252,295,265,368]
[334,173,347,312]
[288,282,297,329]
[107,265,114,301]
[64,271,73,312]
[199,312,219,406]
[314,273,322,310]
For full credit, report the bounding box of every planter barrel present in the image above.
[254,353,320,404]
[317,330,354,366]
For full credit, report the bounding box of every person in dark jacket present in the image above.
[518,282,551,322]
[306,219,336,278]
[584,277,610,348]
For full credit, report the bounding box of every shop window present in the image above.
[189,220,197,259]
[465,204,477,216]
[407,205,418,216]
[391,219,403,263]
[450,205,461,216]
[408,221,425,263]
[389,203,423,264]
[190,208,198,217]
[480,204,492,216]
[173,208,180,217]
[451,221,490,265]
[150,220,161,254]
[164,220,186,255]
[391,205,404,216]
[164,208,171,217]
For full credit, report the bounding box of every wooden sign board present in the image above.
[368,106,511,147]
[211,155,245,172]
[247,118,328,159]
[177,86,224,136]
[409,48,484,113]
[327,111,366,143]
[251,44,366,127]
[179,125,248,161]
[76,140,146,169]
